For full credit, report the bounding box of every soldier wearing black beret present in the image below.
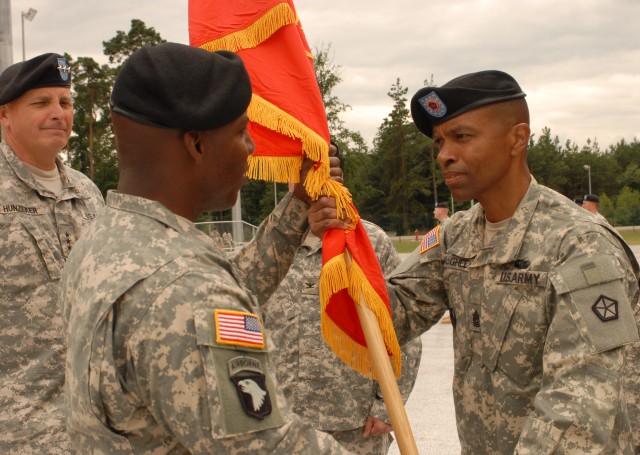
[0,53,104,452]
[60,42,350,453]
[582,193,609,224]
[372,70,640,453]
[433,201,449,223]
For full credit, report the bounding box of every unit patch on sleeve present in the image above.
[214,309,265,348]
[228,356,272,419]
[420,225,441,254]
[592,295,619,322]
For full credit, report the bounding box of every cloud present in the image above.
[8,0,639,148]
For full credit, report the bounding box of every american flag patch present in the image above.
[420,225,441,253]
[214,310,265,349]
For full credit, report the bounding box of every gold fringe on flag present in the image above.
[246,155,303,183]
[247,95,358,224]
[319,252,402,379]
[348,261,402,377]
[198,2,297,53]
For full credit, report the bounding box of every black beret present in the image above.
[583,194,600,203]
[0,53,71,105]
[110,42,251,130]
[435,202,449,209]
[411,70,526,138]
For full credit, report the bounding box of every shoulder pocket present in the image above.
[550,255,639,353]
[193,305,285,438]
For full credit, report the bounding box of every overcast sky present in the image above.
[7,0,640,149]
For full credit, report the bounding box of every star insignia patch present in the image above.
[592,295,619,322]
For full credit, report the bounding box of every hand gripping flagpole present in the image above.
[345,250,419,455]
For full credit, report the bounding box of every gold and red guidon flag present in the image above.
[189,0,401,379]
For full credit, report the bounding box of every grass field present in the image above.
[620,230,640,245]
[393,241,420,253]
[393,229,640,253]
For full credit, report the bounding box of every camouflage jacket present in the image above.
[388,179,640,454]
[60,191,354,454]
[0,140,103,453]
[262,221,422,431]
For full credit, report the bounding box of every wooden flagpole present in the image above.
[346,251,419,455]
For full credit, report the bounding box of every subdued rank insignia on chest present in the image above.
[472,310,480,328]
[592,295,619,322]
[214,309,265,348]
[420,225,440,254]
[228,356,272,419]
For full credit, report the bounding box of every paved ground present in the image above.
[387,246,640,454]
[387,322,460,455]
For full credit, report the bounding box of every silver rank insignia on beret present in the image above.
[418,91,447,117]
[57,58,70,81]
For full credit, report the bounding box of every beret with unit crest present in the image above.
[0,53,71,105]
[110,42,252,131]
[411,70,526,138]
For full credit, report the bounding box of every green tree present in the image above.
[599,194,615,222]
[527,127,569,192]
[616,162,640,192]
[102,19,166,67]
[66,55,117,195]
[369,79,433,234]
[614,186,640,226]
[66,20,166,196]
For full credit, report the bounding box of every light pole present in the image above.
[21,8,37,61]
[274,182,278,208]
[583,164,592,195]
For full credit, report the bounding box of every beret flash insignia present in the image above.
[418,91,447,118]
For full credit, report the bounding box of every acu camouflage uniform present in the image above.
[0,140,103,453]
[60,191,354,454]
[387,178,640,454]
[262,221,423,454]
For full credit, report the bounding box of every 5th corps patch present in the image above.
[228,356,272,419]
[592,295,619,322]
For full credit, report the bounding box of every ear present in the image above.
[182,130,204,162]
[0,104,9,124]
[510,123,530,157]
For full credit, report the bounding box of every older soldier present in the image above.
[262,220,422,454]
[0,54,103,452]
[310,71,640,453]
[60,42,354,454]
